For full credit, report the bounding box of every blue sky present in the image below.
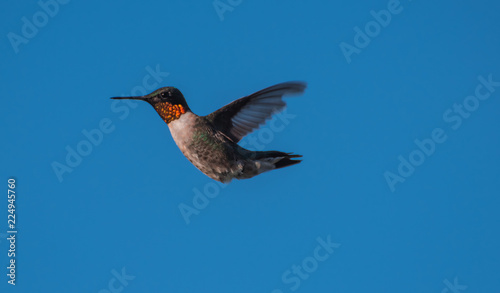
[1,0,500,292]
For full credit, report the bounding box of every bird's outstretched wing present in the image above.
[205,81,307,142]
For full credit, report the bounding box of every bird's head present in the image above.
[111,87,190,124]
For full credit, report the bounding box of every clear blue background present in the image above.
[1,0,499,292]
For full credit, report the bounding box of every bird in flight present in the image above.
[111,81,306,182]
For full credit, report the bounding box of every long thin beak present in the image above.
[110,96,149,101]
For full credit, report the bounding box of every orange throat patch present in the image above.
[154,102,186,124]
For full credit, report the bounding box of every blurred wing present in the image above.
[206,81,307,142]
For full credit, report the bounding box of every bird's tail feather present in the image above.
[253,151,302,169]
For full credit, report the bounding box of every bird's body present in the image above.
[168,112,240,182]
[111,82,306,182]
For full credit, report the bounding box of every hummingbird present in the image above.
[111,81,306,183]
